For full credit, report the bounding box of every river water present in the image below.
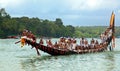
[0,38,120,71]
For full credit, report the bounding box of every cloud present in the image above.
[64,0,120,11]
[63,15,80,20]
[0,0,120,26]
[0,0,25,8]
[1,0,119,14]
[118,10,120,13]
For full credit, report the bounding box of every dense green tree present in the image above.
[0,8,120,38]
[55,18,63,26]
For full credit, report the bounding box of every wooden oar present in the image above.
[15,40,20,44]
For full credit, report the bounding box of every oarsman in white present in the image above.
[72,39,78,50]
[90,38,95,48]
[84,39,88,48]
[80,37,85,47]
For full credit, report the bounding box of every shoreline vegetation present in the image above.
[0,8,120,39]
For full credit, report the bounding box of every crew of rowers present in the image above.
[21,29,36,42]
[100,27,112,43]
[39,27,113,51]
[21,27,112,50]
[19,29,36,47]
[39,37,103,51]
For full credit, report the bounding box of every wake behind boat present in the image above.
[15,12,115,56]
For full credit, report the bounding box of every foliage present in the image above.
[0,8,120,38]
[0,8,75,38]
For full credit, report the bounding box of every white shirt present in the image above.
[72,43,77,50]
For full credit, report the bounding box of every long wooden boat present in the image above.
[16,12,115,56]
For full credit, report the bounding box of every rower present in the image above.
[94,40,99,49]
[84,39,88,48]
[54,41,59,48]
[100,33,104,40]
[80,37,85,47]
[104,31,108,39]
[90,38,95,48]
[22,29,28,36]
[32,34,36,43]
[72,39,77,50]
[39,38,44,45]
[15,29,28,46]
[58,37,63,49]
[46,39,53,47]
[67,38,72,50]
[95,40,99,45]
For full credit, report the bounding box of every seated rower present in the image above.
[27,31,33,41]
[94,40,99,49]
[21,29,28,36]
[32,35,36,43]
[54,41,59,48]
[104,31,108,40]
[67,38,72,50]
[46,39,53,47]
[84,39,88,48]
[80,37,85,47]
[100,33,103,39]
[26,31,36,42]
[72,40,77,50]
[95,40,99,45]
[90,38,95,48]
[39,38,44,45]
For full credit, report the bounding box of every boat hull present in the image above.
[25,36,112,56]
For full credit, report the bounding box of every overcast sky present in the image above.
[0,0,120,26]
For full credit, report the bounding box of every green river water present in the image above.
[0,38,120,71]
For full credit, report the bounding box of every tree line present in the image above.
[0,8,120,38]
[0,8,75,38]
